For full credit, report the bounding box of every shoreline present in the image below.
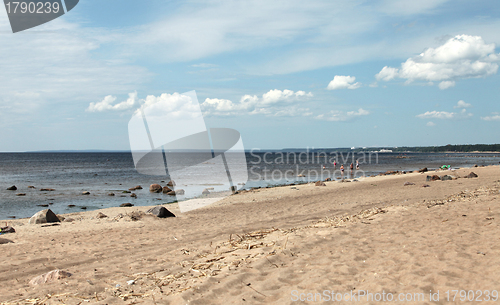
[1,165,500,303]
[0,162,486,222]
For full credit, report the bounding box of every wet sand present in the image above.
[1,166,500,304]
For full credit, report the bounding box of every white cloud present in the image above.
[438,80,455,90]
[315,108,370,121]
[454,100,472,108]
[376,35,500,88]
[416,108,472,119]
[201,89,313,116]
[327,75,361,90]
[87,92,139,112]
[481,112,500,121]
[426,121,436,126]
[375,66,399,81]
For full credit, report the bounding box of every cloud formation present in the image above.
[315,108,369,121]
[376,35,500,89]
[327,75,361,90]
[481,112,500,121]
[416,109,472,119]
[454,100,472,108]
[87,92,139,112]
[201,89,313,116]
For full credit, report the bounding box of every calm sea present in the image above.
[0,151,498,219]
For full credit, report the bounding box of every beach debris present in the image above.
[315,181,326,186]
[403,182,415,186]
[16,193,26,196]
[384,170,398,175]
[146,206,176,218]
[129,185,142,191]
[122,190,131,193]
[162,186,172,193]
[120,203,134,207]
[297,174,306,177]
[421,184,431,188]
[127,280,135,285]
[64,218,75,222]
[167,180,176,187]
[6,185,17,190]
[465,172,478,178]
[418,167,428,173]
[28,185,36,189]
[68,204,75,207]
[40,188,55,191]
[0,226,15,234]
[149,184,162,193]
[29,270,72,286]
[128,211,144,221]
[108,193,115,196]
[130,193,137,198]
[202,188,211,195]
[29,209,61,224]
[82,191,90,195]
[477,251,486,255]
[426,175,441,181]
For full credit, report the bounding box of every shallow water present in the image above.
[0,151,498,219]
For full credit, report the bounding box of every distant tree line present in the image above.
[391,144,500,153]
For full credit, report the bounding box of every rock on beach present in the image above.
[29,209,61,224]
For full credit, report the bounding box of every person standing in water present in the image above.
[356,160,360,170]
[350,163,354,171]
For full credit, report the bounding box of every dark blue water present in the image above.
[0,151,498,219]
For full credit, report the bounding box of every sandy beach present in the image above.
[2,165,500,304]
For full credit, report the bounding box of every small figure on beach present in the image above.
[333,161,337,169]
[340,164,344,173]
[356,160,360,170]
[322,165,326,169]
[350,163,354,171]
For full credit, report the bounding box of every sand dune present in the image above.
[1,166,500,304]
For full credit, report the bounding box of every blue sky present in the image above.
[0,0,499,151]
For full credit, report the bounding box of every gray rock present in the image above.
[6,185,17,190]
[202,188,210,195]
[162,186,172,193]
[82,191,90,195]
[146,206,175,218]
[166,180,176,187]
[96,212,108,219]
[315,181,326,186]
[120,203,134,207]
[29,209,61,224]
[465,172,478,178]
[441,175,453,181]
